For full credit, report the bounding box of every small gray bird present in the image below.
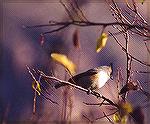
[55,65,113,90]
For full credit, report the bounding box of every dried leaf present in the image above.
[40,34,45,46]
[73,29,80,49]
[119,82,138,95]
[51,53,76,75]
[96,33,108,53]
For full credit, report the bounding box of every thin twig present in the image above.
[60,0,74,21]
[109,32,150,67]
[42,24,70,35]
[83,101,111,106]
[74,0,88,21]
[103,112,114,124]
[82,114,94,123]
[24,21,150,35]
[27,66,58,105]
[95,110,118,121]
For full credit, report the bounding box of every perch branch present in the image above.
[37,72,119,108]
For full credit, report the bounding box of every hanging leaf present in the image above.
[73,29,80,49]
[113,113,128,124]
[40,34,45,46]
[96,32,108,53]
[119,81,138,95]
[51,53,76,75]
[113,113,120,123]
[32,81,41,95]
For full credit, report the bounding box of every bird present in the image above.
[55,64,113,91]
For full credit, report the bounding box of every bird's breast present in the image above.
[96,71,110,89]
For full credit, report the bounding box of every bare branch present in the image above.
[27,66,58,105]
[109,32,150,67]
[95,110,118,122]
[83,100,111,107]
[103,112,114,124]
[32,69,119,108]
[24,20,150,38]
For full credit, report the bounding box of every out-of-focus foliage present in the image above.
[51,53,76,75]
[113,101,133,124]
[72,29,80,49]
[96,32,108,53]
[130,106,144,124]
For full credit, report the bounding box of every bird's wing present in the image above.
[68,68,98,82]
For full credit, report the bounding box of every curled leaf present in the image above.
[119,81,138,95]
[32,81,41,95]
[51,53,76,75]
[96,32,108,53]
[113,113,128,124]
[73,29,80,49]
[113,113,120,123]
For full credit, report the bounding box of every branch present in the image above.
[27,66,58,105]
[109,32,150,67]
[95,110,118,122]
[41,24,70,35]
[83,100,112,106]
[36,71,119,108]
[24,21,150,37]
[103,112,114,124]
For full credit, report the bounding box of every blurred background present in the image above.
[1,0,150,123]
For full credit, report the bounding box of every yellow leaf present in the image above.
[113,113,128,124]
[121,116,127,124]
[51,53,76,75]
[113,113,120,123]
[32,81,41,95]
[96,33,108,53]
[121,102,133,114]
